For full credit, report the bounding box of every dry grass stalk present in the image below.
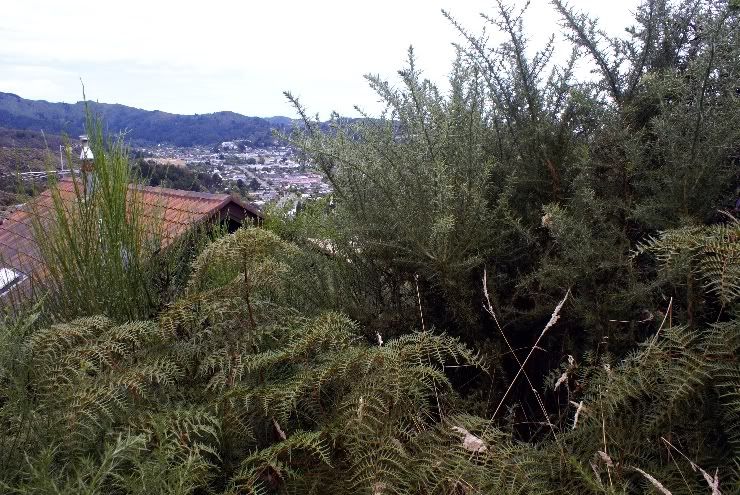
[555,355,577,391]
[272,417,286,441]
[491,288,571,420]
[482,270,563,453]
[661,436,722,495]
[653,297,673,347]
[415,274,425,332]
[554,371,568,391]
[698,469,721,495]
[597,450,614,468]
[633,466,673,495]
[571,400,584,429]
[357,396,364,421]
[600,389,613,488]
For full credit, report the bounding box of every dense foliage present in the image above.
[0,0,738,493]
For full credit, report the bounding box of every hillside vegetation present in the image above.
[0,128,67,209]
[0,93,288,147]
[0,127,65,178]
[0,1,739,494]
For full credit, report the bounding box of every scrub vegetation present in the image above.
[0,1,738,493]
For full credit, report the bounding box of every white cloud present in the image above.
[0,0,638,117]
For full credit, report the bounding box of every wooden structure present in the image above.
[0,178,261,298]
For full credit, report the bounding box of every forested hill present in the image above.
[0,91,294,147]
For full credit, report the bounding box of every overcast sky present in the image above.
[0,0,638,118]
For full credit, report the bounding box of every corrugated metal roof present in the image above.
[0,178,261,297]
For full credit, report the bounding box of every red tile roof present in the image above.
[0,178,261,297]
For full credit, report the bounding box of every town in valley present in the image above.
[134,140,331,210]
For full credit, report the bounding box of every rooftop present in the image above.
[0,178,261,298]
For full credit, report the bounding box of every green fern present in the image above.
[635,216,740,309]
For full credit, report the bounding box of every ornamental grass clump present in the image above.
[28,106,165,322]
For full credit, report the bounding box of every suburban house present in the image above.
[0,177,262,299]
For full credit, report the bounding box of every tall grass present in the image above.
[28,107,164,322]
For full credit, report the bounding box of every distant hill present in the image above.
[0,92,295,147]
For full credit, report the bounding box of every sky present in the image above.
[0,0,639,119]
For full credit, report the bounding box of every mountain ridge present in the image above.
[0,91,297,147]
